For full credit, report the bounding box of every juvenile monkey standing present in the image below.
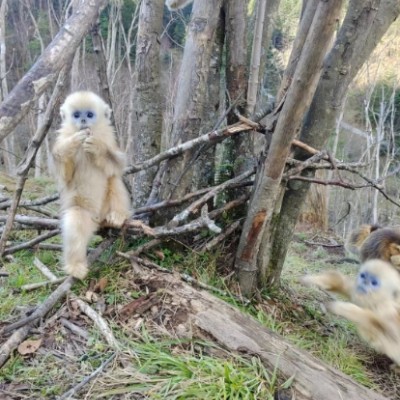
[52,91,131,279]
[301,259,400,367]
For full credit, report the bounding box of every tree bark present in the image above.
[235,0,343,295]
[262,0,400,288]
[0,0,108,143]
[131,0,164,209]
[156,0,224,202]
[128,260,387,400]
[192,11,225,190]
[223,0,254,181]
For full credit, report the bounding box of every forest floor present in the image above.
[0,175,399,399]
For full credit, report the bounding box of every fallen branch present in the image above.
[0,276,75,336]
[70,296,119,348]
[0,215,59,229]
[200,220,242,252]
[124,122,259,175]
[133,181,253,216]
[0,69,66,256]
[0,193,59,210]
[123,259,386,400]
[118,253,250,306]
[33,257,58,281]
[0,237,115,368]
[170,168,255,226]
[58,352,117,400]
[154,205,221,237]
[20,277,66,292]
[60,317,89,340]
[3,229,60,255]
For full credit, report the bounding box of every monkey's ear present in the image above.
[104,105,112,121]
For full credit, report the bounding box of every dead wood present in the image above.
[3,229,60,255]
[128,259,386,400]
[0,0,108,142]
[124,121,259,175]
[0,237,116,368]
[58,352,117,400]
[0,68,67,256]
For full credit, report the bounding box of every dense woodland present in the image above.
[1,0,400,399]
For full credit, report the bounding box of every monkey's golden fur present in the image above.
[345,224,381,257]
[360,228,400,267]
[302,260,400,366]
[346,224,400,269]
[52,91,131,279]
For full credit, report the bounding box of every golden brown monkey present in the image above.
[345,224,381,257]
[345,224,400,269]
[301,259,400,366]
[52,91,131,279]
[360,228,400,267]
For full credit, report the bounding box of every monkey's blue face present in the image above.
[356,271,380,294]
[71,109,97,129]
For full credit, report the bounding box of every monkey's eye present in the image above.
[360,272,366,279]
[87,111,94,118]
[371,278,378,286]
[73,111,81,118]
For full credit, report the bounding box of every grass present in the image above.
[0,174,385,398]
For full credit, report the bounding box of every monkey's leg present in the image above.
[102,177,131,228]
[300,271,353,298]
[62,207,98,279]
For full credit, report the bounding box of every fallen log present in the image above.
[130,258,386,400]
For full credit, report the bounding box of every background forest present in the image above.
[1,0,400,399]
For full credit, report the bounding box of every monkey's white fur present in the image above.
[53,91,131,279]
[302,259,400,366]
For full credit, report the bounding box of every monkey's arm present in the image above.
[52,130,89,183]
[83,136,125,177]
[300,271,353,298]
[327,301,387,334]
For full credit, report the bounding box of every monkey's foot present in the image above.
[64,263,88,280]
[103,211,128,228]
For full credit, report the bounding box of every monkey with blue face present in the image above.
[52,91,131,279]
[301,259,400,367]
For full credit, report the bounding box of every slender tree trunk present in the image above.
[0,0,107,143]
[0,0,15,174]
[223,0,253,181]
[156,0,224,203]
[235,0,343,295]
[192,11,225,190]
[261,0,400,288]
[130,0,164,209]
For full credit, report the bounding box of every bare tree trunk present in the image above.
[0,0,15,174]
[192,12,225,190]
[0,0,107,143]
[247,0,267,116]
[261,0,400,288]
[131,0,164,209]
[235,0,343,295]
[223,0,253,183]
[156,0,224,203]
[34,93,47,177]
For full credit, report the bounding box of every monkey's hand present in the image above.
[300,271,353,298]
[72,129,91,145]
[82,135,108,158]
